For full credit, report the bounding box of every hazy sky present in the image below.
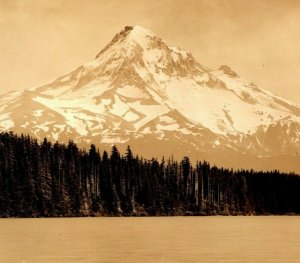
[1,0,300,103]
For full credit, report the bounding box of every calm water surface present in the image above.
[0,217,299,262]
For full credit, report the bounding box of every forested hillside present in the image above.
[0,132,299,217]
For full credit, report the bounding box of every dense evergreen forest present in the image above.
[0,132,300,217]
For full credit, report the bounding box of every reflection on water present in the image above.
[0,217,299,263]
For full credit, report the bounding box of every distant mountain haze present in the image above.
[0,26,299,172]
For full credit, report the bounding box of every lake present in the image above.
[0,217,299,262]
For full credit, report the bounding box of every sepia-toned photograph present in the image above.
[0,0,300,262]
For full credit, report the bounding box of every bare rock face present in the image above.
[219,65,239,78]
[0,25,299,172]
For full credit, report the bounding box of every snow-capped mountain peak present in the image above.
[95,25,154,58]
[0,26,299,172]
[125,25,156,42]
[93,25,203,80]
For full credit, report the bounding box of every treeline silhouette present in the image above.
[0,132,299,217]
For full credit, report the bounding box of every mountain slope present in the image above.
[0,25,299,172]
